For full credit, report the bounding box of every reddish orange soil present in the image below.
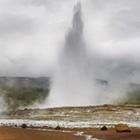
[0,127,84,140]
[80,128,140,140]
[0,127,140,140]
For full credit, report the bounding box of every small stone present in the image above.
[21,123,27,129]
[55,125,61,130]
[101,126,108,131]
[115,124,131,132]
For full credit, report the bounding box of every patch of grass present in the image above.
[122,88,140,104]
[0,77,50,110]
[2,86,49,109]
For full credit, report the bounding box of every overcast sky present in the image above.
[0,0,140,80]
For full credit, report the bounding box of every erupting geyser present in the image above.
[48,2,96,107]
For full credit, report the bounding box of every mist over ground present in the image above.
[0,0,140,109]
[48,1,140,107]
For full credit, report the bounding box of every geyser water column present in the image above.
[48,3,95,107]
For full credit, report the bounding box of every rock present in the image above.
[101,126,108,131]
[21,123,27,129]
[115,124,131,132]
[55,125,61,130]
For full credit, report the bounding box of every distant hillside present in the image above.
[96,79,140,104]
[0,77,50,110]
[124,83,140,104]
[0,76,139,111]
[0,77,49,87]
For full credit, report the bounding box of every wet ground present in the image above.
[0,104,140,128]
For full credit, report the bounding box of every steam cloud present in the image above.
[0,0,140,108]
[48,2,125,107]
[47,1,140,107]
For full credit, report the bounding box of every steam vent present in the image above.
[49,2,94,106]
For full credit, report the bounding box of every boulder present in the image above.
[115,124,131,132]
[55,125,61,130]
[101,126,108,131]
[21,123,27,129]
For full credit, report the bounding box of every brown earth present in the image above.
[81,127,140,140]
[0,127,84,140]
[0,127,140,140]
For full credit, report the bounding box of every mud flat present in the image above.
[0,126,140,140]
[0,126,85,140]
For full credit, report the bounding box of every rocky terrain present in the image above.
[0,104,139,128]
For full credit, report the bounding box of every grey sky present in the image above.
[0,0,140,81]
